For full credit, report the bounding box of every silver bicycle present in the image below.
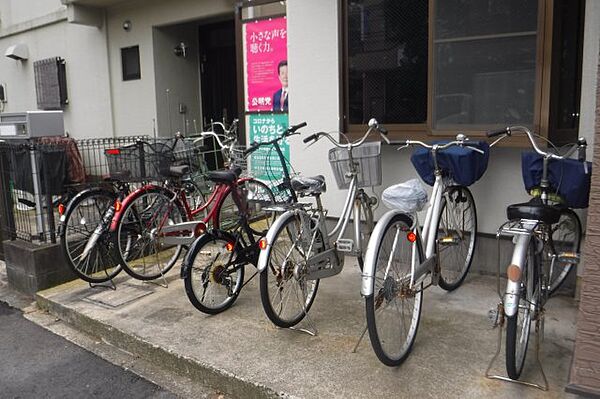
[361,135,486,366]
[256,119,388,330]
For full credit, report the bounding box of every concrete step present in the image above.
[35,260,578,399]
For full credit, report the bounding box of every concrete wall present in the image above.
[105,0,234,137]
[0,12,113,138]
[0,0,64,27]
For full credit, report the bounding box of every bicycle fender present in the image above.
[180,229,236,279]
[256,210,297,273]
[504,232,533,317]
[361,209,410,297]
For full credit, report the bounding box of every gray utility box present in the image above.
[0,111,64,138]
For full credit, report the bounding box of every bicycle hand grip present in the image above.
[289,122,308,133]
[377,125,388,135]
[486,127,510,138]
[244,142,261,156]
[303,133,319,144]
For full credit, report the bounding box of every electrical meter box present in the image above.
[0,111,64,139]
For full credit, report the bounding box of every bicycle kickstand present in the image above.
[485,302,549,391]
[89,269,117,290]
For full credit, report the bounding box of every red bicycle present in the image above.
[109,121,303,281]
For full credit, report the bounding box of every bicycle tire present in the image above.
[182,230,244,314]
[506,238,539,380]
[60,188,123,283]
[366,213,423,366]
[437,186,477,291]
[218,179,276,236]
[259,213,323,328]
[546,208,581,295]
[115,186,188,280]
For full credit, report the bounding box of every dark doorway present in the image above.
[198,19,237,170]
[548,0,585,145]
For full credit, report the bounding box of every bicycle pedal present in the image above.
[336,239,354,252]
[558,252,580,264]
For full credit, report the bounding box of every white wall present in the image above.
[287,0,598,235]
[0,18,113,138]
[579,0,600,148]
[105,0,234,137]
[0,0,64,27]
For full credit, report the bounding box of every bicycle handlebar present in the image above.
[244,121,308,156]
[394,134,485,154]
[303,118,389,148]
[486,126,585,161]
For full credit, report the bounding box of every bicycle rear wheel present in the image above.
[115,187,187,280]
[546,208,581,295]
[218,179,275,235]
[506,239,539,380]
[366,213,423,366]
[436,185,477,291]
[183,230,244,314]
[60,189,122,283]
[259,213,323,328]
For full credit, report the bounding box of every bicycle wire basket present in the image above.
[105,139,179,181]
[328,141,382,189]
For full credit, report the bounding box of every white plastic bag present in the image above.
[382,178,428,213]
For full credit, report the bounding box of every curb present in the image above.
[36,293,291,399]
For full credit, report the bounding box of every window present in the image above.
[121,45,141,81]
[347,0,428,125]
[343,0,564,139]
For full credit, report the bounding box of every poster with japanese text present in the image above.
[248,113,289,181]
[244,17,288,112]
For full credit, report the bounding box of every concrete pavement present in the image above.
[30,257,578,399]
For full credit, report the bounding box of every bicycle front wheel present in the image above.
[506,238,539,380]
[60,189,122,283]
[436,185,477,291]
[366,213,423,366]
[546,208,581,295]
[116,187,187,280]
[183,230,244,314]
[259,213,323,328]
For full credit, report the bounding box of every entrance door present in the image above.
[198,20,237,170]
[548,0,585,145]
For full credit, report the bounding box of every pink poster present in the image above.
[244,17,288,112]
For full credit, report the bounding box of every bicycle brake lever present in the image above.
[396,144,410,151]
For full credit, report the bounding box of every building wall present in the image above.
[104,0,234,137]
[0,0,64,27]
[286,0,599,238]
[0,10,113,138]
[568,39,600,396]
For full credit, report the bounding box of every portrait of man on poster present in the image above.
[272,60,288,112]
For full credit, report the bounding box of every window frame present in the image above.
[341,0,554,145]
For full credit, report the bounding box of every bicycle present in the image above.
[180,122,306,314]
[361,134,488,366]
[484,126,590,387]
[109,121,275,281]
[255,119,388,330]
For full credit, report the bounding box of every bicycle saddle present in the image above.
[207,166,242,184]
[291,175,326,195]
[506,198,561,225]
[169,165,190,177]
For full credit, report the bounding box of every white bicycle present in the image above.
[362,135,488,366]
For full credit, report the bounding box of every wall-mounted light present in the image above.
[5,43,29,61]
[173,42,188,58]
[122,20,132,31]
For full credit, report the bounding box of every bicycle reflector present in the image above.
[106,148,121,155]
[407,231,417,243]
[193,222,207,237]
[114,200,122,212]
[225,242,235,252]
[58,203,66,216]
[259,238,268,250]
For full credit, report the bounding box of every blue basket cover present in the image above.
[521,151,592,208]
[410,141,490,187]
